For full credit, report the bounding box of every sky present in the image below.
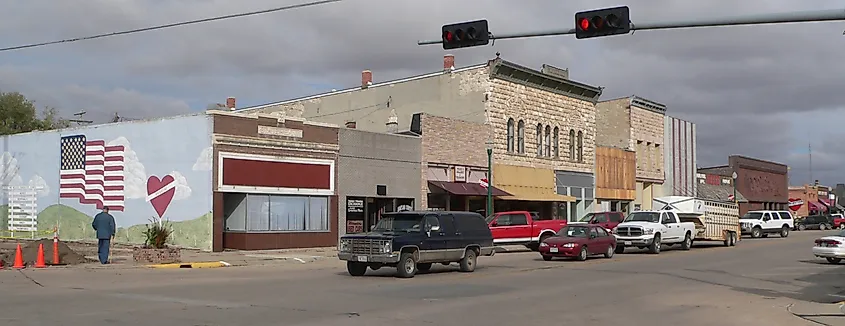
[1,0,844,187]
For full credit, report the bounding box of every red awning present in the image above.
[428,181,511,197]
[809,201,828,212]
[820,198,832,206]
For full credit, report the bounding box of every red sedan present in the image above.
[538,223,617,261]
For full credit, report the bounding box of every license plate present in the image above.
[356,256,368,262]
[624,241,632,246]
[550,247,559,253]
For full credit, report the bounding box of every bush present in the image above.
[142,218,172,249]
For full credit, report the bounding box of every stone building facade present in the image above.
[595,96,666,211]
[698,155,788,216]
[236,55,602,219]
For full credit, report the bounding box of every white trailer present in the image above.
[653,196,741,247]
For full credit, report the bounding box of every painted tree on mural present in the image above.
[0,91,70,135]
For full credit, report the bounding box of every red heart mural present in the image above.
[147,175,176,218]
[788,198,804,211]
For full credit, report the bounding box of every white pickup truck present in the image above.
[612,210,697,254]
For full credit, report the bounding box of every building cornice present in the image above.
[489,59,603,103]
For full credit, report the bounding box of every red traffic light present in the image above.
[442,31,454,42]
[578,18,590,31]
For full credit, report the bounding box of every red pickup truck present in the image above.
[485,211,568,250]
[579,211,625,232]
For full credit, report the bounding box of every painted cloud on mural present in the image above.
[28,174,50,197]
[107,136,147,199]
[0,152,21,186]
[192,146,212,171]
[171,171,192,201]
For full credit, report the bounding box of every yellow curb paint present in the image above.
[148,261,231,269]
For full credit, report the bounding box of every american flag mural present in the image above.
[59,135,126,211]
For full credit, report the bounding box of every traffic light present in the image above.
[442,20,490,50]
[575,6,631,39]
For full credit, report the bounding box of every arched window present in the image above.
[544,125,551,157]
[577,131,584,162]
[536,123,543,156]
[569,129,576,161]
[517,120,525,153]
[506,118,515,153]
[553,127,559,158]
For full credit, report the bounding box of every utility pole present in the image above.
[419,8,845,46]
[809,142,813,185]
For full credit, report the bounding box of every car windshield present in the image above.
[372,214,423,232]
[624,212,660,223]
[485,215,496,224]
[557,226,589,238]
[741,212,764,220]
[579,213,595,222]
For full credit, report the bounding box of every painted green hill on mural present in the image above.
[114,212,212,249]
[0,204,210,249]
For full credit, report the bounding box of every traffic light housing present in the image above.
[442,20,490,50]
[575,6,631,39]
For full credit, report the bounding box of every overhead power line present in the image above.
[0,0,343,53]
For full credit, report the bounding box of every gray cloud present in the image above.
[1,0,845,186]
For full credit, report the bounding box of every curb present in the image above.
[148,261,232,269]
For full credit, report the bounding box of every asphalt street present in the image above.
[1,230,843,326]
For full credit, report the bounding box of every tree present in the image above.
[0,91,70,135]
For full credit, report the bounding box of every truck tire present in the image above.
[614,244,625,254]
[459,249,477,272]
[826,257,842,264]
[347,261,367,276]
[751,227,763,238]
[648,234,661,254]
[730,232,738,246]
[680,232,692,250]
[723,232,730,247]
[780,226,789,238]
[821,224,829,231]
[798,224,806,231]
[395,252,417,278]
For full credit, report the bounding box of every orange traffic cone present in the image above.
[52,228,60,265]
[34,244,47,268]
[12,244,25,269]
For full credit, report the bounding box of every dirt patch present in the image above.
[1,239,92,266]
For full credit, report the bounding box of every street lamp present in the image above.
[732,172,738,204]
[486,140,493,217]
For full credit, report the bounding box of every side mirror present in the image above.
[430,225,441,232]
[370,225,375,231]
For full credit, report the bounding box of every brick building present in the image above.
[236,55,602,220]
[698,155,789,216]
[211,110,341,251]
[595,96,666,211]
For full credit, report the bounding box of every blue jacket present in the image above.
[92,212,116,240]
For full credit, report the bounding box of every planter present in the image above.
[132,247,182,264]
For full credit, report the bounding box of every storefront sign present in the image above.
[347,199,364,213]
[454,166,467,182]
[346,220,364,233]
[788,198,804,211]
[397,204,412,212]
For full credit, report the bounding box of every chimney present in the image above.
[226,97,236,110]
[361,70,372,89]
[443,54,455,71]
[345,121,356,129]
[385,109,398,133]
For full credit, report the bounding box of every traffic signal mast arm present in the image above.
[420,7,845,45]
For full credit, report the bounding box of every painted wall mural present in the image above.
[0,113,214,250]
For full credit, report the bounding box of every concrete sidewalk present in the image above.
[787,301,845,326]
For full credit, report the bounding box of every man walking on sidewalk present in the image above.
[92,206,116,264]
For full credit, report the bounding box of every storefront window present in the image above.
[223,193,329,232]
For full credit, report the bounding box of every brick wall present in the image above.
[595,98,631,150]
[418,114,490,209]
[630,105,664,182]
[486,78,596,174]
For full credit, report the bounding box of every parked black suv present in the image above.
[337,211,495,278]
[795,215,835,231]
